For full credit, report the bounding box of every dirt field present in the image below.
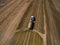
[0,0,60,45]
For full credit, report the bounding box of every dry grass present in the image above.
[9,30,43,45]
